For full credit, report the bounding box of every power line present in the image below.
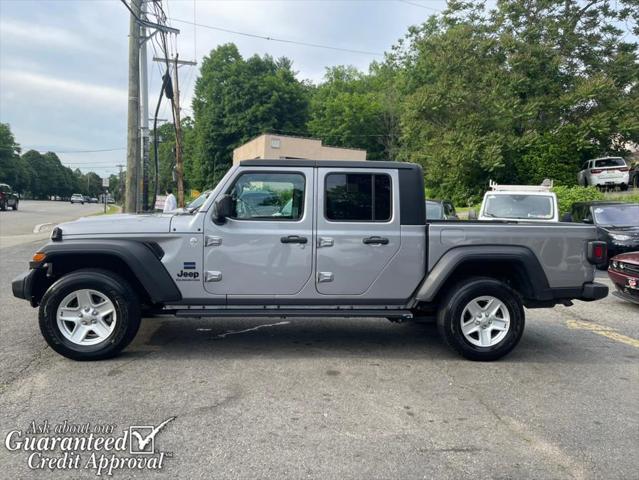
[169,17,384,56]
[397,0,441,12]
[20,146,126,154]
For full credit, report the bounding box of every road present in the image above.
[0,206,638,479]
[0,200,104,248]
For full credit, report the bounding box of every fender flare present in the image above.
[414,245,552,303]
[39,239,182,304]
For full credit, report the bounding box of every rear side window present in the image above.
[325,173,391,222]
[594,158,625,168]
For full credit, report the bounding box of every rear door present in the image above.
[593,158,627,184]
[315,168,400,295]
[203,167,314,296]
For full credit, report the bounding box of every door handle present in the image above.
[281,235,308,244]
[363,236,389,245]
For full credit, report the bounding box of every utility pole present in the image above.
[173,54,184,208]
[139,0,149,211]
[152,55,196,208]
[120,0,179,213]
[116,164,125,203]
[124,0,141,213]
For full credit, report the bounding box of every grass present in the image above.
[88,204,121,216]
[603,191,639,203]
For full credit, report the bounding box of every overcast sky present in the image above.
[0,0,447,176]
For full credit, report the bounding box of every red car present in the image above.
[608,252,639,304]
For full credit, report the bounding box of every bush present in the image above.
[552,186,604,215]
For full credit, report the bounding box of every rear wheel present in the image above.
[0,200,5,211]
[437,277,525,361]
[39,269,141,360]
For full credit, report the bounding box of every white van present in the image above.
[478,180,559,222]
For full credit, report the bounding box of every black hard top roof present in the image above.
[239,159,421,170]
[573,201,628,206]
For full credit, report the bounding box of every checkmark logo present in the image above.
[129,416,175,455]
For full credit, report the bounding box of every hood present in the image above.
[612,251,639,265]
[601,226,639,237]
[58,213,174,236]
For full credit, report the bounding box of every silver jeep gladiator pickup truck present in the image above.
[12,160,608,361]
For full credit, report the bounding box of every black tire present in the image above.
[39,269,141,360]
[620,184,628,192]
[12,200,18,210]
[437,277,525,361]
[0,201,5,211]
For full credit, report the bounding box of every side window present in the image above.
[325,173,392,222]
[227,172,305,221]
[444,202,455,216]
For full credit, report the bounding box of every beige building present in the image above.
[233,134,366,164]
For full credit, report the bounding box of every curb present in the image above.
[33,223,54,234]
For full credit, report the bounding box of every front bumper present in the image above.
[12,270,37,305]
[608,269,639,304]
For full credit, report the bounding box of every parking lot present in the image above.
[0,204,637,479]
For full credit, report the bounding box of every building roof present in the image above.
[239,133,367,153]
[239,159,421,170]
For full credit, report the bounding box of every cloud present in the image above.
[1,70,127,111]
[0,18,92,52]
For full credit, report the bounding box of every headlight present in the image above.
[611,260,618,269]
[610,234,631,241]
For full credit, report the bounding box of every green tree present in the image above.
[307,66,390,160]
[387,0,639,203]
[0,123,32,193]
[191,44,310,188]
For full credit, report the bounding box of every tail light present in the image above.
[590,169,603,174]
[587,241,607,265]
[618,167,629,172]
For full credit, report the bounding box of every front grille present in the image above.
[618,262,639,276]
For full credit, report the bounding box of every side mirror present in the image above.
[561,213,573,222]
[467,209,478,220]
[212,194,233,225]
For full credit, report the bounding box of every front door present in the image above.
[203,167,314,295]
[315,168,400,296]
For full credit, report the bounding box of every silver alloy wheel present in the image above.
[460,295,510,348]
[56,289,117,346]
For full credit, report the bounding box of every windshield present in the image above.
[483,194,554,220]
[425,201,443,220]
[594,158,625,168]
[186,191,211,211]
[593,204,639,227]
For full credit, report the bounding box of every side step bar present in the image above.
[172,309,413,320]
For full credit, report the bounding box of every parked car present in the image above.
[477,180,558,222]
[564,201,639,263]
[0,183,19,211]
[89,197,98,203]
[608,252,639,304]
[70,194,85,204]
[425,200,458,220]
[13,159,608,362]
[577,157,630,190]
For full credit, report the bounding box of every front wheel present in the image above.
[39,269,141,360]
[437,277,525,361]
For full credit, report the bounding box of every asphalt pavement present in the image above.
[0,204,637,479]
[0,200,104,248]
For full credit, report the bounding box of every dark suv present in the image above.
[564,201,639,264]
[630,164,638,189]
[0,183,19,211]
